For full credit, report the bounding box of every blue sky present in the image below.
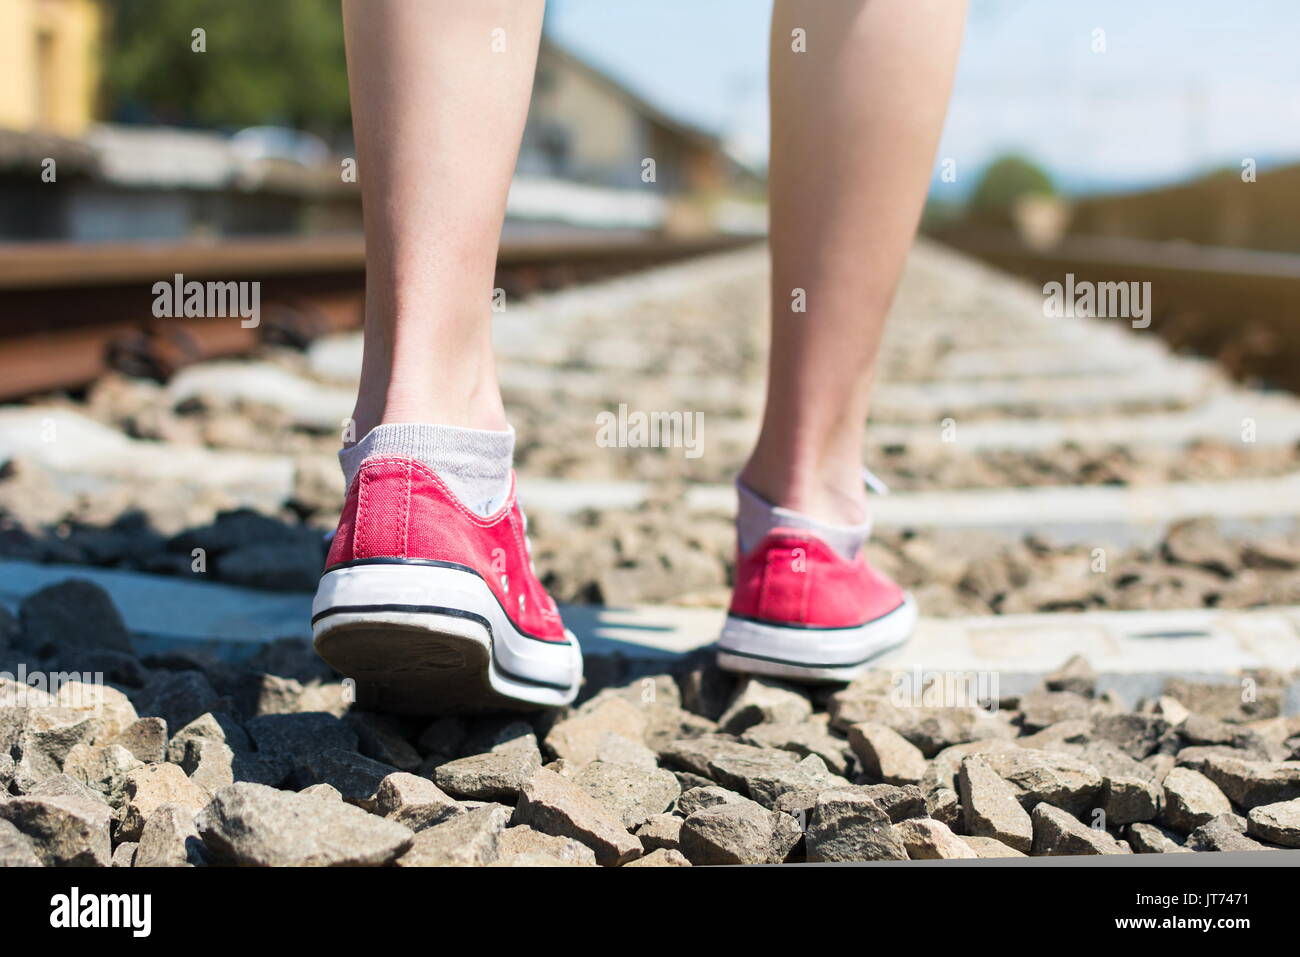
[546,0,1300,196]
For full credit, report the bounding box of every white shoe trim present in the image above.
[312,562,581,706]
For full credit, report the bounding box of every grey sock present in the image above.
[339,423,515,517]
[735,479,871,561]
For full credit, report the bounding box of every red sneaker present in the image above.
[312,455,582,712]
[717,529,916,682]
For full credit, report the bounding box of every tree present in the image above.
[103,0,351,137]
[969,154,1055,214]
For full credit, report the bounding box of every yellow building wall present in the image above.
[540,56,643,171]
[0,0,102,134]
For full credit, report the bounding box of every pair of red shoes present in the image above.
[312,455,915,712]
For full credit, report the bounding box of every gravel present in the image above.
[0,575,1293,867]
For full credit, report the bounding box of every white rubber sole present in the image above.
[312,562,582,713]
[716,595,917,683]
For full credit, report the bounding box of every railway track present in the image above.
[937,229,1300,395]
[3,237,1299,629]
[2,238,1298,866]
[0,231,757,400]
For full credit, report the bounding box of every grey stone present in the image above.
[980,748,1104,817]
[545,697,648,767]
[803,789,907,862]
[0,794,112,866]
[0,818,43,867]
[676,651,736,721]
[680,799,801,865]
[574,760,681,829]
[1185,817,1271,853]
[27,772,104,804]
[134,803,207,867]
[958,756,1033,853]
[1245,799,1300,848]
[1194,755,1300,810]
[17,579,133,656]
[133,671,226,736]
[922,738,1021,796]
[118,762,211,842]
[373,772,463,831]
[926,786,961,829]
[624,847,691,866]
[1126,822,1192,853]
[416,716,468,760]
[299,783,341,800]
[1090,713,1170,760]
[463,717,539,758]
[717,677,812,734]
[180,738,239,791]
[167,712,251,759]
[828,694,1011,757]
[592,732,659,771]
[345,712,422,772]
[198,782,413,866]
[305,748,398,810]
[55,680,140,744]
[244,711,359,784]
[396,804,512,867]
[739,717,852,775]
[497,825,598,866]
[1017,719,1092,750]
[849,722,928,785]
[215,542,323,591]
[961,835,1026,858]
[662,735,848,808]
[896,817,978,859]
[111,717,168,764]
[1162,767,1235,832]
[1081,742,1162,825]
[434,748,542,802]
[62,742,141,806]
[1045,654,1097,697]
[1031,803,1130,855]
[1180,714,1271,759]
[110,842,137,867]
[852,783,927,822]
[636,813,683,853]
[1163,677,1281,723]
[677,785,748,817]
[1018,690,1093,733]
[513,768,641,866]
[9,706,95,792]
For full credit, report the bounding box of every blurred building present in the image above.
[0,0,102,135]
[0,12,762,242]
[523,40,757,196]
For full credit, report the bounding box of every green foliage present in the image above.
[103,0,350,135]
[969,155,1055,212]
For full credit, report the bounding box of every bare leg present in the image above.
[741,0,966,523]
[342,0,544,437]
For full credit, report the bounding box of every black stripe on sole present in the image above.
[724,599,911,632]
[715,643,905,670]
[319,559,571,646]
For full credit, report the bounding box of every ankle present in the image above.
[739,456,869,526]
[351,358,508,441]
